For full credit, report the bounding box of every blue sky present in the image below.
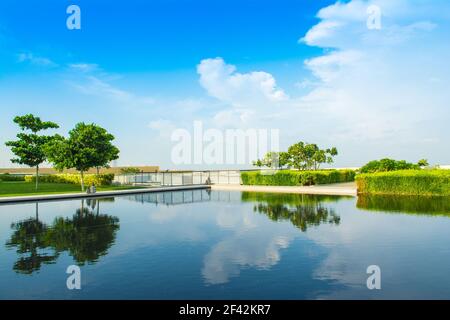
[0,0,449,169]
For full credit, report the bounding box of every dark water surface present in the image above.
[0,190,449,299]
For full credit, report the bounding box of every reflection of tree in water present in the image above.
[5,204,58,274]
[47,200,119,265]
[6,198,119,274]
[243,192,341,232]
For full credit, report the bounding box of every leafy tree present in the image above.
[286,142,338,170]
[252,159,264,168]
[359,158,420,173]
[45,123,120,191]
[253,143,338,171]
[5,114,59,190]
[417,159,429,168]
[278,151,290,169]
[287,142,308,170]
[311,146,338,170]
[91,128,120,175]
[253,151,291,169]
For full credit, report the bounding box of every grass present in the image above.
[0,181,144,198]
[356,169,450,196]
[241,169,356,186]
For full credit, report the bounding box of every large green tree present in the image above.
[5,114,59,190]
[45,123,119,191]
[254,142,338,171]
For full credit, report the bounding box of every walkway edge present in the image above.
[0,185,210,204]
[211,184,357,196]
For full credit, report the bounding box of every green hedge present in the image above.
[356,170,450,196]
[241,169,356,186]
[24,173,115,186]
[0,174,26,182]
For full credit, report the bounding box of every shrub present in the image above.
[24,173,115,186]
[356,170,450,196]
[359,158,419,173]
[0,173,26,182]
[120,167,141,174]
[241,169,356,186]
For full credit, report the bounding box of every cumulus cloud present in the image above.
[295,0,450,160]
[202,209,297,285]
[197,57,288,107]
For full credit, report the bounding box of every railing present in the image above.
[113,170,243,186]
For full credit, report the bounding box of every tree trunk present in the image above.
[35,165,39,190]
[80,170,85,192]
[96,167,100,175]
[35,202,39,221]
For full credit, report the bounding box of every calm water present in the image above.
[0,190,449,300]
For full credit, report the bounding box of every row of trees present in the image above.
[5,114,119,191]
[253,141,338,170]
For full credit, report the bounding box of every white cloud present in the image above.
[17,52,58,67]
[295,0,450,153]
[197,57,288,107]
[68,71,155,107]
[68,63,99,73]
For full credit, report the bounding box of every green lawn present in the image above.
[0,181,144,197]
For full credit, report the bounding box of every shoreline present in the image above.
[211,182,357,196]
[0,184,210,205]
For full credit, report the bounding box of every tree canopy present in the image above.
[46,123,119,190]
[5,114,59,190]
[253,142,338,171]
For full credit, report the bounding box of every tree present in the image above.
[45,123,120,191]
[278,151,290,169]
[5,114,59,190]
[253,151,290,169]
[253,143,338,171]
[287,142,338,170]
[417,159,429,168]
[91,127,120,175]
[359,158,420,173]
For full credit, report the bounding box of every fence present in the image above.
[113,170,243,186]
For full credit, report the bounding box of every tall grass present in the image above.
[356,170,450,196]
[241,169,356,186]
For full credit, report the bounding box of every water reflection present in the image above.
[6,204,58,274]
[357,194,450,216]
[242,192,343,231]
[6,199,119,274]
[2,190,450,299]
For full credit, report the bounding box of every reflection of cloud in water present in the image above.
[202,211,297,285]
[305,205,450,299]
